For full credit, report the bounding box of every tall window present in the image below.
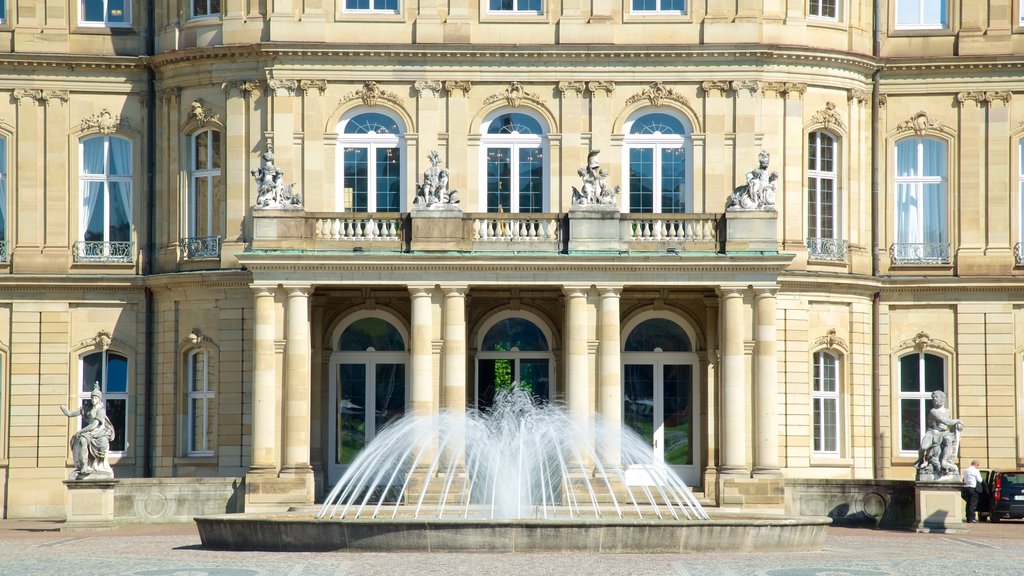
[488,0,542,13]
[81,0,130,26]
[184,129,222,260]
[187,349,214,456]
[482,112,546,213]
[808,0,837,19]
[79,136,132,262]
[191,0,220,17]
[898,352,945,453]
[812,351,840,455]
[624,112,689,213]
[346,0,398,11]
[80,351,128,453]
[0,135,6,262]
[894,0,947,29]
[338,112,403,212]
[631,0,684,15]
[893,137,947,263]
[1018,139,1024,265]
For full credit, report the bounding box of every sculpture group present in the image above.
[60,383,116,480]
[571,149,619,209]
[413,150,460,209]
[914,390,963,481]
[252,145,302,209]
[726,150,778,211]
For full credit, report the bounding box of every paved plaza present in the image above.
[1,519,1022,576]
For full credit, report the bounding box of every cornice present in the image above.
[0,54,146,71]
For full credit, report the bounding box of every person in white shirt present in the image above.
[962,459,984,523]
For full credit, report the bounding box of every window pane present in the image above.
[922,0,946,26]
[84,182,106,242]
[895,0,920,26]
[344,148,368,212]
[490,0,513,9]
[107,0,127,22]
[807,177,819,238]
[923,353,944,392]
[629,147,653,213]
[900,398,922,452]
[375,363,405,434]
[192,177,211,236]
[481,318,548,352]
[662,0,684,11]
[624,318,691,352]
[194,132,208,170]
[518,147,543,213]
[823,397,837,452]
[900,354,920,393]
[345,113,399,134]
[632,0,656,9]
[520,359,549,403]
[487,113,542,135]
[339,318,405,351]
[347,0,370,9]
[190,398,207,452]
[82,138,106,174]
[190,352,206,392]
[520,0,541,11]
[630,113,685,135]
[82,352,103,392]
[108,182,131,242]
[661,147,685,213]
[107,353,128,393]
[487,147,511,212]
[623,364,654,447]
[107,398,126,451]
[375,147,400,212]
[108,138,131,176]
[820,178,834,238]
[83,0,105,22]
[895,139,918,177]
[663,364,692,465]
[820,133,835,173]
[338,364,367,464]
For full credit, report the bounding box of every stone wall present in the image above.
[112,478,243,524]
[784,479,916,529]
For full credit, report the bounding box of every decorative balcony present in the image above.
[889,242,950,265]
[623,214,718,251]
[179,236,222,261]
[806,237,849,262]
[72,241,134,263]
[0,240,7,263]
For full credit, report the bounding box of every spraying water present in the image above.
[317,385,708,521]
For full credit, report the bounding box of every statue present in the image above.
[413,150,461,210]
[571,149,619,209]
[726,150,778,211]
[252,145,302,209]
[60,382,116,480]
[914,390,963,481]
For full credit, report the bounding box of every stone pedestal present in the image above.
[410,208,466,252]
[64,479,117,528]
[914,481,965,533]
[567,207,621,252]
[243,474,314,513]
[723,210,779,252]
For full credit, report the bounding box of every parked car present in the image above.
[985,470,1024,523]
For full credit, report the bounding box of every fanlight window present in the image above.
[338,317,406,352]
[481,317,549,352]
[624,112,689,213]
[482,112,547,213]
[338,112,404,213]
[624,318,692,352]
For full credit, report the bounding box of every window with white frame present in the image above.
[631,0,685,15]
[898,351,945,453]
[1018,138,1024,264]
[191,0,221,18]
[807,130,838,239]
[81,0,131,26]
[345,0,398,12]
[893,137,947,263]
[809,0,837,19]
[185,129,221,256]
[812,350,840,455]
[187,349,215,455]
[488,0,542,13]
[481,112,547,213]
[0,135,6,262]
[337,112,404,212]
[80,351,128,453]
[79,136,133,259]
[623,111,690,213]
[0,0,6,24]
[894,0,947,29]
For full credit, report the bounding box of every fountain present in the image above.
[196,387,830,552]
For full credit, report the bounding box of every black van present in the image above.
[986,470,1024,523]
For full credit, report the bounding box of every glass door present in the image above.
[623,362,696,485]
[476,357,550,411]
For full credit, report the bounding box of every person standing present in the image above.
[962,459,984,523]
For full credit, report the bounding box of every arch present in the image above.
[613,99,701,137]
[335,108,408,212]
[474,308,557,353]
[323,96,416,137]
[329,309,411,353]
[620,108,694,214]
[469,100,558,138]
[620,307,703,353]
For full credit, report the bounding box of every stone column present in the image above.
[564,286,591,429]
[597,286,622,464]
[281,286,313,476]
[442,285,468,416]
[409,285,435,417]
[250,286,278,472]
[753,287,780,477]
[719,286,748,476]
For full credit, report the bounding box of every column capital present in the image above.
[252,285,277,298]
[408,284,435,297]
[562,284,591,297]
[753,286,779,298]
[717,285,748,298]
[283,285,313,297]
[440,284,469,297]
[596,284,623,297]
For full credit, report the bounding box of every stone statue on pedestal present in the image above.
[571,149,619,209]
[60,382,116,480]
[252,145,302,209]
[413,150,460,210]
[726,150,778,211]
[914,390,963,481]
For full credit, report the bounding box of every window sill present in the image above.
[806,16,846,31]
[480,12,549,24]
[72,24,137,35]
[623,13,694,24]
[337,11,406,22]
[887,27,952,38]
[810,456,853,468]
[174,456,218,466]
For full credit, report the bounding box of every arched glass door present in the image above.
[328,316,408,484]
[622,317,700,486]
[475,316,553,410]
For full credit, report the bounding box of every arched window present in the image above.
[812,350,840,455]
[807,130,847,261]
[80,350,128,453]
[184,128,222,260]
[898,351,945,453]
[623,112,690,213]
[1017,138,1024,265]
[0,134,7,262]
[78,135,133,262]
[624,317,692,352]
[186,348,215,456]
[337,112,404,213]
[893,137,948,264]
[476,316,553,408]
[481,112,547,213]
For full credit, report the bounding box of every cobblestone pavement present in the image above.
[1,520,1022,576]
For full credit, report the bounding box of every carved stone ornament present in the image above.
[626,82,690,107]
[413,150,461,210]
[896,111,943,136]
[726,150,778,212]
[701,81,732,97]
[187,327,212,347]
[811,102,844,131]
[897,331,954,355]
[484,82,544,108]
[444,81,472,97]
[848,89,871,104]
[414,80,444,98]
[341,81,403,108]
[730,80,760,96]
[570,149,620,210]
[299,79,327,96]
[558,81,586,96]
[81,109,131,135]
[186,100,222,129]
[252,144,302,210]
[81,330,117,352]
[13,89,69,107]
[877,94,887,108]
[813,328,848,353]
[957,90,1012,108]
[221,80,263,98]
[587,81,616,95]
[268,79,299,97]
[763,82,806,99]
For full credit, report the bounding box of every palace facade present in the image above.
[1,0,1023,519]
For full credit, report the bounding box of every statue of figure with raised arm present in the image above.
[60,382,116,480]
[914,390,963,481]
[252,144,302,209]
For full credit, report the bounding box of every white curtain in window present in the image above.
[109,139,132,241]
[921,139,946,244]
[0,137,6,240]
[81,139,106,240]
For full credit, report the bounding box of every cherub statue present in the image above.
[726,150,778,211]
[252,145,302,209]
[571,149,619,208]
[60,382,116,480]
[913,390,963,480]
[413,151,460,210]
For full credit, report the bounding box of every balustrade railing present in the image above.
[889,242,950,265]
[72,241,134,263]
[315,214,403,242]
[179,236,221,260]
[471,214,560,243]
[624,214,718,244]
[806,237,849,262]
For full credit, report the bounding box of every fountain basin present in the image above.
[195,513,831,553]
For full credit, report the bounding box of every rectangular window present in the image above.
[487,147,512,212]
[517,147,544,213]
[807,131,837,240]
[345,0,398,11]
[894,0,947,29]
[1018,139,1024,265]
[81,351,128,453]
[631,0,685,14]
[809,0,837,19]
[812,351,839,455]
[898,352,945,453]
[488,0,542,13]
[893,137,948,264]
[0,136,6,263]
[81,0,131,26]
[187,350,214,456]
[189,130,221,239]
[78,136,133,263]
[192,0,220,17]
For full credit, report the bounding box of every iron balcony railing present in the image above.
[73,241,134,263]
[1016,242,1024,266]
[179,236,222,261]
[889,242,950,265]
[806,237,849,262]
[0,240,7,263]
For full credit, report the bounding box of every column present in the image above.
[250,286,278,472]
[597,286,622,464]
[409,285,435,417]
[753,288,780,477]
[719,287,748,476]
[282,286,313,476]
[564,286,590,429]
[442,285,468,416]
